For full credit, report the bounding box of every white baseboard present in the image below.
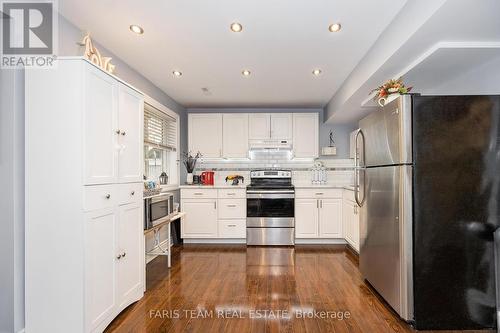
[183,239,246,244]
[146,238,171,264]
[295,238,347,244]
[182,239,346,245]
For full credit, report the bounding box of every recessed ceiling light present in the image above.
[230,22,243,32]
[328,23,341,32]
[242,69,251,76]
[129,24,144,34]
[312,69,322,76]
[172,70,182,77]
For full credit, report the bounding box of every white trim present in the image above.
[17,329,25,333]
[143,94,181,187]
[295,238,347,245]
[183,239,246,244]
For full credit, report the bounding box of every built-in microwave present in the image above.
[144,193,174,230]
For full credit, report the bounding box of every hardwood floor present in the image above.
[105,245,492,333]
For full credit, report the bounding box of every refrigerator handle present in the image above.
[354,129,366,207]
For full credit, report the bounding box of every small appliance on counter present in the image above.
[200,171,215,185]
[144,192,174,230]
[225,175,244,186]
[193,175,201,184]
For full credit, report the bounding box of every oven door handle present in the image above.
[246,190,295,194]
[247,193,294,199]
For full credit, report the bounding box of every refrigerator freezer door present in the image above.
[359,165,413,320]
[358,95,412,167]
[412,95,500,330]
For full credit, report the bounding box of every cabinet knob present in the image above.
[122,252,126,258]
[105,194,111,199]
[131,191,135,196]
[116,254,122,259]
[121,131,126,136]
[115,130,121,135]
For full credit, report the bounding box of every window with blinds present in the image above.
[144,104,177,151]
[144,103,179,185]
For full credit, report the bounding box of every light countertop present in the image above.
[179,184,247,189]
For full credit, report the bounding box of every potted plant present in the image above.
[182,151,202,184]
[370,77,412,107]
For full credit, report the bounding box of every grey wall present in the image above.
[0,69,25,333]
[187,108,357,159]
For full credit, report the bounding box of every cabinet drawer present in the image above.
[218,199,246,219]
[84,185,116,212]
[181,188,218,199]
[117,183,143,205]
[295,188,342,199]
[343,189,355,203]
[218,188,246,199]
[218,219,246,238]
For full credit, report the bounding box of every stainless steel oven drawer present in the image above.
[247,227,295,245]
[246,217,294,228]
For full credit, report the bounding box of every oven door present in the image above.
[246,191,294,227]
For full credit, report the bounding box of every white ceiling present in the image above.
[59,0,407,108]
[325,0,500,124]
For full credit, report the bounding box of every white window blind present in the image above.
[144,103,177,151]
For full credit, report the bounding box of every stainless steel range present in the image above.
[246,170,295,245]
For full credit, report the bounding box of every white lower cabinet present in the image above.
[342,190,360,252]
[116,202,143,310]
[181,188,246,239]
[295,199,319,238]
[85,208,117,331]
[295,197,342,239]
[181,199,218,238]
[84,193,144,332]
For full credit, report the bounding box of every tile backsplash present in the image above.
[193,158,354,186]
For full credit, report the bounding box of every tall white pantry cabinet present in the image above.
[25,58,145,333]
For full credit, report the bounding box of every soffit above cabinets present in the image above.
[59,0,407,108]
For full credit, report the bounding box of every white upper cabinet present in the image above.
[84,65,118,185]
[188,114,223,158]
[223,114,249,158]
[270,113,293,140]
[293,113,319,158]
[249,113,292,140]
[248,113,271,140]
[117,84,144,183]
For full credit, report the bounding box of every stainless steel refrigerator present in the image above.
[355,94,500,330]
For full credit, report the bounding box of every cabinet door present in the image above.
[188,114,223,158]
[319,199,342,238]
[293,113,318,158]
[352,204,360,252]
[248,113,270,140]
[342,200,353,245]
[84,66,118,185]
[118,84,144,183]
[270,114,292,140]
[85,208,117,331]
[116,201,143,310]
[181,199,218,238]
[295,199,319,238]
[223,114,248,158]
